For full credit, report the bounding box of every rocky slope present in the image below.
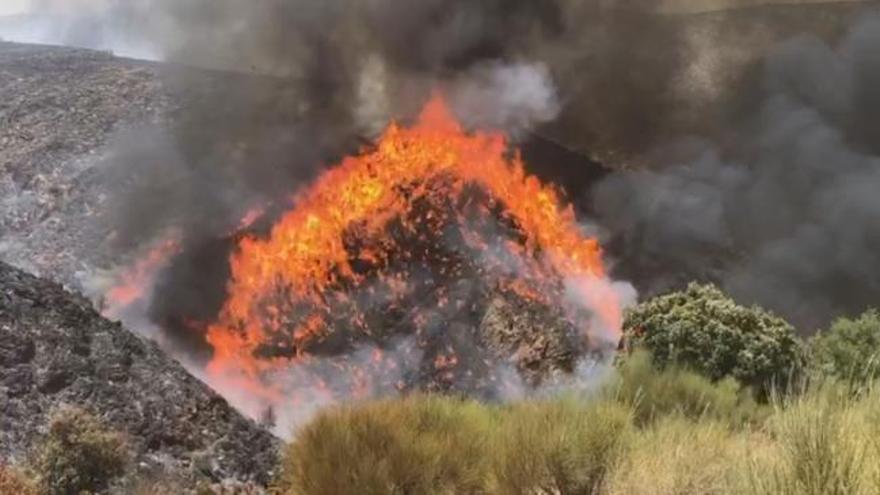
[0,261,279,488]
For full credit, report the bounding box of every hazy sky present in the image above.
[0,0,30,16]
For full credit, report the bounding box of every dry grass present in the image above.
[487,398,632,495]
[277,395,490,495]
[605,417,744,495]
[0,464,39,495]
[277,395,631,495]
[273,356,880,495]
[735,384,880,495]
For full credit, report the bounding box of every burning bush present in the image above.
[810,309,880,385]
[102,95,629,421]
[622,283,806,394]
[34,406,128,495]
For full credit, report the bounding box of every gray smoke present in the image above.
[19,1,876,336]
[593,14,880,331]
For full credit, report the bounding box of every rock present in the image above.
[0,261,279,490]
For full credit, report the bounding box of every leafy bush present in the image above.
[488,398,632,494]
[605,417,743,495]
[623,283,805,393]
[610,350,764,427]
[34,406,128,495]
[277,395,490,494]
[0,465,39,495]
[811,309,880,384]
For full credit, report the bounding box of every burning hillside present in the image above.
[105,95,627,424]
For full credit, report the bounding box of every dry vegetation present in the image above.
[278,365,880,495]
[3,288,878,494]
[276,292,880,495]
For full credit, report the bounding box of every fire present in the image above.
[203,95,623,405]
[104,234,181,317]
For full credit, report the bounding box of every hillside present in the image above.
[0,261,279,489]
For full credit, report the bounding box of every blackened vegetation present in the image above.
[0,261,278,488]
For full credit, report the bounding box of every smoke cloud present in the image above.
[13,0,879,427]
[593,14,880,331]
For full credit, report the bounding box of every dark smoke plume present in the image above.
[46,1,878,338]
[593,14,880,331]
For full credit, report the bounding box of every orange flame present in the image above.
[104,235,182,315]
[204,95,622,397]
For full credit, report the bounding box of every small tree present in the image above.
[34,406,128,495]
[622,283,805,394]
[811,309,880,384]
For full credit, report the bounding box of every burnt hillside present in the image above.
[0,260,279,488]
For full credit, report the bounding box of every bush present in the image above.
[488,398,632,494]
[0,465,39,495]
[737,384,880,495]
[34,406,128,495]
[623,283,805,394]
[811,309,880,384]
[605,417,743,495]
[610,350,764,427]
[277,395,491,494]
[278,395,632,495]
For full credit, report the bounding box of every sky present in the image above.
[0,0,29,16]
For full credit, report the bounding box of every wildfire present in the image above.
[202,95,623,405]
[104,234,182,317]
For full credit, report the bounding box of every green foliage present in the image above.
[488,398,632,494]
[34,406,128,495]
[810,309,880,384]
[623,283,805,393]
[610,350,764,427]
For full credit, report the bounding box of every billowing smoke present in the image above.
[593,15,880,331]
[17,0,880,430]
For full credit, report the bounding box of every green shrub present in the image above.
[0,464,39,495]
[34,406,128,495]
[605,417,743,495]
[610,350,764,427]
[488,398,632,494]
[811,309,880,384]
[277,395,491,494]
[623,283,805,394]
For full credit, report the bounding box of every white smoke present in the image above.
[449,61,561,137]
